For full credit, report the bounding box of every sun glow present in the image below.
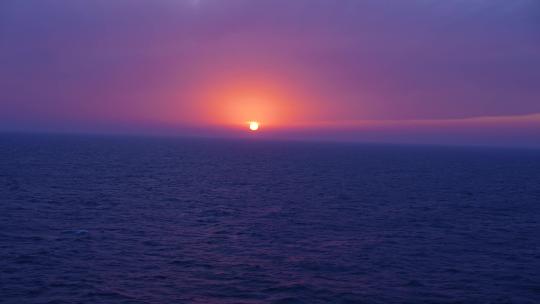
[197,77,308,129]
[249,121,259,131]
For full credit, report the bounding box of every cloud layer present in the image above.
[1,0,538,145]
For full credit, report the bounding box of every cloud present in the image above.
[0,0,538,145]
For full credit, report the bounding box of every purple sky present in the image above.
[1,0,539,146]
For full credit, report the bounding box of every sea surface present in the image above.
[1,134,539,304]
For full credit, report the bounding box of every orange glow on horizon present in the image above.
[196,76,308,129]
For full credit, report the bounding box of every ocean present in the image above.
[1,134,539,303]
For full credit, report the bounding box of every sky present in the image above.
[1,0,539,146]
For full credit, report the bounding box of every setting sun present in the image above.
[249,121,259,131]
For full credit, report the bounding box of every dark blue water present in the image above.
[1,134,539,304]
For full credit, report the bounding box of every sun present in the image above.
[249,121,259,131]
